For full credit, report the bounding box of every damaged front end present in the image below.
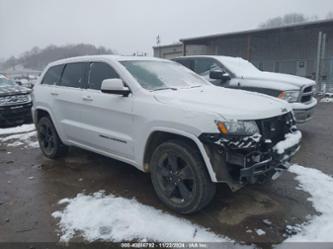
[199,112,301,191]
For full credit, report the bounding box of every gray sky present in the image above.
[0,0,332,59]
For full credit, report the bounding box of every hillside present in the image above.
[1,44,114,71]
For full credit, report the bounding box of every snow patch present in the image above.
[273,131,302,154]
[0,131,39,149]
[0,124,35,135]
[255,229,266,236]
[52,191,228,242]
[286,165,333,242]
[320,97,333,103]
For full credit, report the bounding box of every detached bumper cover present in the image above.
[0,102,32,127]
[199,130,301,188]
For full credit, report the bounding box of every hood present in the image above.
[0,84,31,97]
[240,71,315,90]
[153,86,292,120]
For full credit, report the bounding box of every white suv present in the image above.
[32,55,301,214]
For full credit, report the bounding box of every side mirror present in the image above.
[209,70,231,83]
[101,78,130,97]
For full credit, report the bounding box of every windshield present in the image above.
[121,60,210,91]
[218,57,260,76]
[0,77,16,87]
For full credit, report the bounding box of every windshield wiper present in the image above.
[152,87,178,92]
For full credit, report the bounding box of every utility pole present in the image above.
[156,35,161,58]
[315,32,327,93]
[315,32,322,92]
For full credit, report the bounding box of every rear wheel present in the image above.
[37,116,68,159]
[150,140,216,214]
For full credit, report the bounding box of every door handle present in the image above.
[50,92,59,96]
[82,96,93,102]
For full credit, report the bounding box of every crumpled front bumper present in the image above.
[199,130,301,189]
[238,141,300,184]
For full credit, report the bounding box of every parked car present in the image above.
[32,55,301,214]
[173,56,317,123]
[15,78,34,89]
[0,74,32,127]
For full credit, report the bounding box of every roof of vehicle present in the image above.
[47,55,169,67]
[174,55,245,62]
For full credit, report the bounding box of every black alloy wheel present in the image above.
[150,140,216,214]
[37,116,68,159]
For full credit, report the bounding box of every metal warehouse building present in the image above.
[153,19,333,90]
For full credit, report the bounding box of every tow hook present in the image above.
[278,162,292,170]
[272,162,292,180]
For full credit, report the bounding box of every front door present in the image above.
[78,62,134,160]
[193,58,232,87]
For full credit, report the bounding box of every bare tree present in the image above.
[1,44,114,70]
[259,13,312,29]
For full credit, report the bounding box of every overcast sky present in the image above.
[0,0,332,59]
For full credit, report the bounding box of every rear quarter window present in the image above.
[42,65,64,85]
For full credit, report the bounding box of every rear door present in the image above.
[37,64,64,115]
[78,61,134,160]
[52,62,88,143]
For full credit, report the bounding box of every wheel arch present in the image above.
[33,107,66,144]
[142,129,217,182]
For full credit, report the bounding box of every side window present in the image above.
[88,62,119,90]
[174,59,194,71]
[194,59,223,75]
[42,65,64,85]
[58,63,86,88]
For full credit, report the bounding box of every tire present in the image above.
[150,139,216,214]
[37,116,68,159]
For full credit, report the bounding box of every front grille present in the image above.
[0,94,30,106]
[303,86,312,93]
[256,113,294,145]
[300,85,314,103]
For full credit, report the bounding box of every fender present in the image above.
[140,127,218,182]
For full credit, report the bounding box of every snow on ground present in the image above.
[0,124,35,135]
[320,97,333,103]
[285,165,333,242]
[52,191,228,243]
[52,164,333,244]
[0,124,38,148]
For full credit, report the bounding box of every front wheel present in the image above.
[37,116,68,159]
[150,140,216,214]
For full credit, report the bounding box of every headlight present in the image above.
[216,120,259,136]
[278,90,300,103]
